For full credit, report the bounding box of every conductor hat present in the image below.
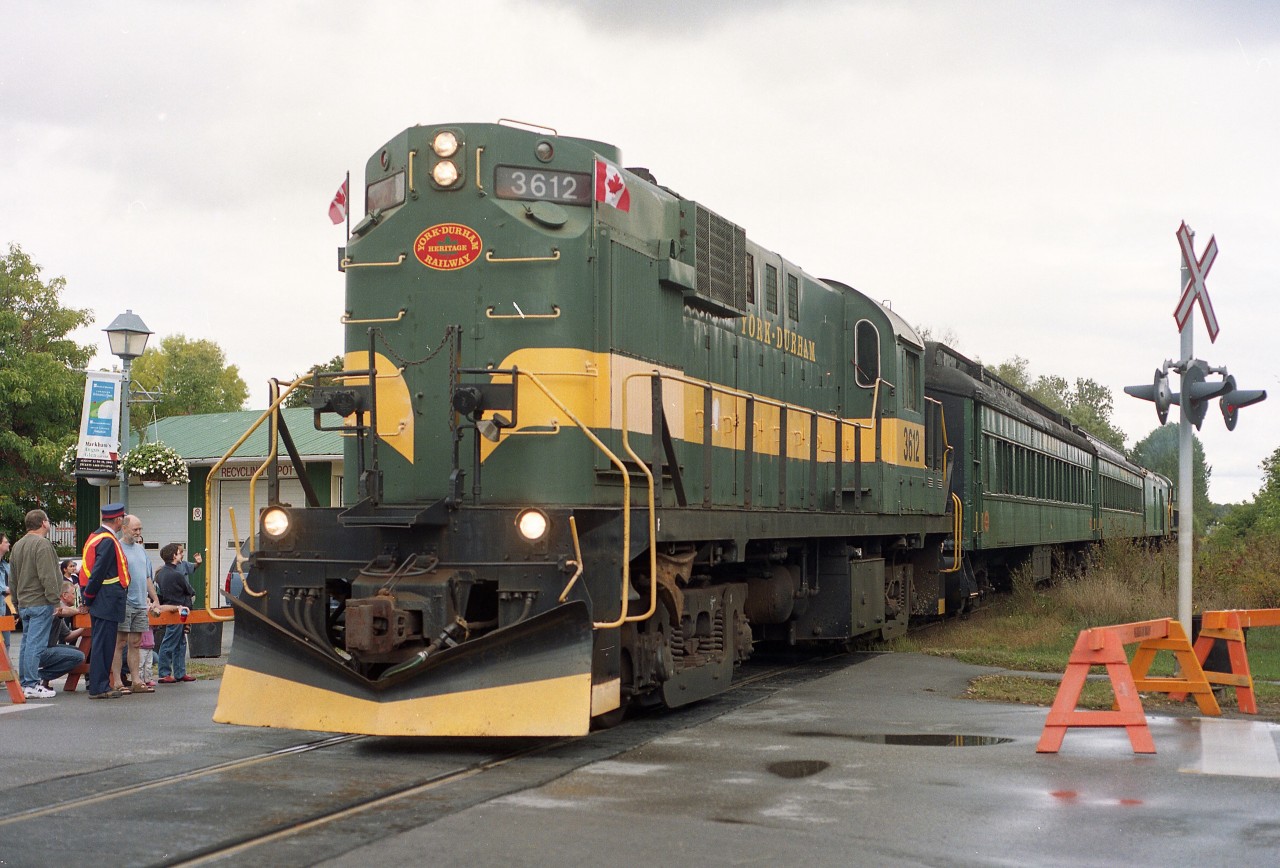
[101,502,125,520]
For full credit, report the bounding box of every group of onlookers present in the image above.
[1,504,202,699]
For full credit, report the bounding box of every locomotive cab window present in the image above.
[901,347,921,411]
[853,320,880,387]
[367,172,406,214]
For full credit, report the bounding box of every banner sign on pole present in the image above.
[76,370,123,478]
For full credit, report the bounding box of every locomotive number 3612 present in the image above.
[494,165,591,205]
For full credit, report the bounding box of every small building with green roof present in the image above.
[76,408,344,600]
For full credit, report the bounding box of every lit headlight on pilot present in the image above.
[261,506,291,538]
[516,508,549,542]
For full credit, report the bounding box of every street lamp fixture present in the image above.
[104,309,152,360]
[104,309,152,510]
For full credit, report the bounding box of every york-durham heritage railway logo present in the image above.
[413,223,483,270]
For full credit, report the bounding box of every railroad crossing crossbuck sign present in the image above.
[1173,220,1219,342]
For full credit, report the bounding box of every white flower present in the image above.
[121,441,189,484]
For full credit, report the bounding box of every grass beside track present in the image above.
[890,540,1280,721]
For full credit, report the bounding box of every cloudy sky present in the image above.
[3,0,1277,502]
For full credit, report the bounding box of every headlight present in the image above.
[516,508,548,542]
[261,506,291,538]
[432,131,459,157]
[432,160,459,186]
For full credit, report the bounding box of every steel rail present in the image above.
[0,734,363,827]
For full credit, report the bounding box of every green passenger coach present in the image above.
[926,342,1172,595]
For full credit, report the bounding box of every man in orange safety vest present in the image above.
[81,503,130,699]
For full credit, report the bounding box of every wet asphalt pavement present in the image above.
[3,629,1277,867]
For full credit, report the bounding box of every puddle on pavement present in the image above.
[792,731,1013,747]
[767,759,831,778]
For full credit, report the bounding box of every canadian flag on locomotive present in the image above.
[594,158,631,212]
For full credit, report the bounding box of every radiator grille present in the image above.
[695,205,746,310]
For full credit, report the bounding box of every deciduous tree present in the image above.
[992,356,1127,450]
[128,335,248,430]
[0,244,94,530]
[283,354,345,409]
[1129,423,1213,536]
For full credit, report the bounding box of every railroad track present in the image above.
[0,656,852,867]
[0,734,365,829]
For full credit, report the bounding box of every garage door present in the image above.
[124,482,190,574]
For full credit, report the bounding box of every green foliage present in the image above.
[129,334,248,429]
[893,535,1280,718]
[283,354,345,409]
[0,244,94,532]
[991,355,1126,449]
[1129,423,1213,537]
[1214,446,1280,539]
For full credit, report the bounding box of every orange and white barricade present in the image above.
[1170,608,1280,714]
[1037,617,1218,754]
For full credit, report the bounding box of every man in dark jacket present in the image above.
[81,503,129,699]
[156,542,197,683]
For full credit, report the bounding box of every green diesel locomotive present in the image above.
[214,121,1170,736]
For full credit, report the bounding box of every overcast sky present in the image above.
[3,0,1277,503]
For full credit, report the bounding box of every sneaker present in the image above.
[179,675,197,682]
[158,676,177,683]
[23,684,57,699]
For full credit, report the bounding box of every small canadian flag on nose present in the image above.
[329,178,349,225]
[594,158,631,212]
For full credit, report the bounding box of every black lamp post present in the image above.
[104,310,152,511]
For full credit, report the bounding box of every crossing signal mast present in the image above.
[1124,222,1266,634]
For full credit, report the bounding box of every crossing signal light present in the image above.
[1127,360,1263,431]
[1217,375,1267,431]
[1123,369,1172,425]
[1171,360,1231,430]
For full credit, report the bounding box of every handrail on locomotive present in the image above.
[201,373,315,622]
[217,324,956,651]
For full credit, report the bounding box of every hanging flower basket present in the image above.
[121,441,190,485]
[59,443,78,476]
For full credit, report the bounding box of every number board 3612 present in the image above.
[494,165,592,205]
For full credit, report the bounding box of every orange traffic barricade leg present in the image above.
[1037,625,1155,754]
[1168,609,1280,714]
[0,616,26,705]
[1128,618,1220,716]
